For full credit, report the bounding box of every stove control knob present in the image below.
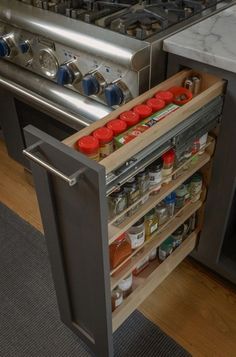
[0,38,10,57]
[105,83,124,107]
[56,61,81,86]
[82,75,99,96]
[19,41,30,54]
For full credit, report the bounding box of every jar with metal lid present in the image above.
[175,184,188,211]
[149,157,163,194]
[118,274,133,298]
[137,169,150,204]
[159,237,174,261]
[111,288,123,312]
[145,209,158,239]
[172,225,185,248]
[156,202,168,226]
[109,233,132,270]
[108,187,127,224]
[123,177,140,216]
[93,127,114,158]
[128,217,145,249]
[190,173,203,202]
[162,149,175,184]
[164,192,176,218]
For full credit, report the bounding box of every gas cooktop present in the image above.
[18,0,224,40]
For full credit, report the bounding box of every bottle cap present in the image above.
[168,86,193,105]
[162,149,175,164]
[133,104,152,119]
[77,136,99,155]
[146,98,166,112]
[119,111,140,127]
[93,127,113,144]
[107,119,127,136]
[155,91,174,104]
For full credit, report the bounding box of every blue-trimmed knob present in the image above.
[19,41,30,54]
[82,75,99,96]
[0,38,10,57]
[56,65,74,86]
[105,84,124,107]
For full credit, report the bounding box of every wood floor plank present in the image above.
[0,138,236,356]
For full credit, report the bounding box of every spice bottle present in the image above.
[109,234,132,270]
[149,248,157,261]
[175,184,188,211]
[123,177,140,216]
[198,133,208,155]
[112,288,123,312]
[76,135,100,161]
[155,91,174,104]
[172,225,185,248]
[93,127,114,158]
[146,98,165,112]
[190,173,203,202]
[108,187,127,223]
[119,111,140,128]
[133,256,149,275]
[156,202,169,226]
[118,274,133,298]
[145,209,158,239]
[128,217,145,249]
[159,237,174,261]
[137,169,150,203]
[162,149,175,184]
[107,119,127,137]
[149,157,163,194]
[133,104,152,119]
[164,192,176,218]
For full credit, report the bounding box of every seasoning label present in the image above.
[149,171,162,185]
[100,141,114,158]
[136,256,149,270]
[128,230,145,249]
[150,223,158,234]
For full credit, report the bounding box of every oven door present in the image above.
[0,60,111,167]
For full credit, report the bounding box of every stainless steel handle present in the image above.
[23,143,82,186]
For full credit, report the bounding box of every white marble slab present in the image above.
[163,5,236,73]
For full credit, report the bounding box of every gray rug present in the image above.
[0,202,191,357]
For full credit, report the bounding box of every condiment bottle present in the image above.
[172,225,185,248]
[93,127,114,158]
[155,90,174,104]
[109,233,132,270]
[159,237,174,261]
[162,149,175,184]
[156,202,169,226]
[137,169,150,203]
[175,184,188,211]
[127,217,145,249]
[132,104,152,119]
[107,119,127,136]
[119,111,140,128]
[111,288,123,312]
[133,256,149,276]
[108,187,127,224]
[118,274,133,298]
[145,209,158,239]
[190,173,203,202]
[149,248,157,261]
[192,138,200,156]
[146,98,165,112]
[198,133,208,155]
[164,192,176,218]
[123,177,140,216]
[149,157,163,194]
[76,135,100,161]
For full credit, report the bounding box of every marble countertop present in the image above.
[163,5,236,73]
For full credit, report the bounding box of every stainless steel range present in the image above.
[0,0,233,166]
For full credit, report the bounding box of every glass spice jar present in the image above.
[164,192,176,218]
[198,133,208,155]
[175,184,188,211]
[118,274,133,298]
[145,209,158,240]
[93,127,114,158]
[76,135,100,161]
[159,237,174,262]
[128,217,145,249]
[149,157,163,194]
[162,149,175,184]
[190,173,203,202]
[108,187,127,223]
[123,177,140,216]
[111,288,123,312]
[137,169,150,204]
[155,202,169,226]
[109,233,132,270]
[172,225,185,248]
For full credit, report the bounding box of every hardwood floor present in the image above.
[0,138,236,357]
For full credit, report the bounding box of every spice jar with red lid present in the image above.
[109,233,132,270]
[146,98,166,112]
[76,135,100,161]
[155,91,174,104]
[93,127,114,158]
[107,119,127,137]
[162,149,175,184]
[119,111,140,128]
[133,104,152,119]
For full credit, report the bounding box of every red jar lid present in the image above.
[155,91,174,104]
[133,104,153,119]
[93,127,113,144]
[168,86,193,105]
[77,135,99,155]
[162,149,175,164]
[146,98,166,112]
[119,111,140,127]
[107,119,127,136]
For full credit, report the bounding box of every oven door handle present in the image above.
[23,142,83,186]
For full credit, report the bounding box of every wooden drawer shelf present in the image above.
[112,230,198,332]
[110,199,202,291]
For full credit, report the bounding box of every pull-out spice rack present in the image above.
[24,69,226,357]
